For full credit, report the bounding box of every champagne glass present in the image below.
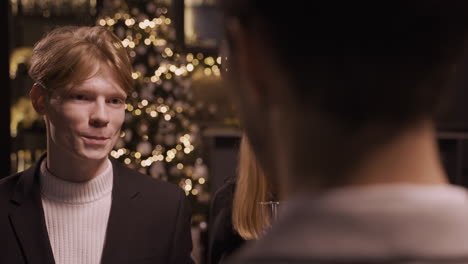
[259,201,280,235]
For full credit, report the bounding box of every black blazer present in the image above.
[0,156,194,264]
[207,178,245,264]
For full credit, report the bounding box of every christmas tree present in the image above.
[98,0,222,224]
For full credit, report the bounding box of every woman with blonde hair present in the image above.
[207,135,274,264]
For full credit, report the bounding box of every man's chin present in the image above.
[76,149,111,162]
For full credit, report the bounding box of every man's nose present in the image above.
[89,100,110,127]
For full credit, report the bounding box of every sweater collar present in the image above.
[39,159,113,204]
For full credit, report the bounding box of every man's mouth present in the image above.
[81,135,110,145]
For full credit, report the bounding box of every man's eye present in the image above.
[72,94,87,100]
[109,98,124,105]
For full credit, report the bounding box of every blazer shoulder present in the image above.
[0,173,22,201]
[0,172,22,184]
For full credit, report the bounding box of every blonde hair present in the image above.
[232,136,271,240]
[29,26,133,95]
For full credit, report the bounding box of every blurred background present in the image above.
[3,1,468,263]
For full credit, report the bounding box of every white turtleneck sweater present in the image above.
[40,160,113,264]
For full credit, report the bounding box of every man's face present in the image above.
[45,65,127,161]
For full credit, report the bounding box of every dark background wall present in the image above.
[1,1,11,176]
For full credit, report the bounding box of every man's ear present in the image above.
[224,18,270,104]
[30,83,47,115]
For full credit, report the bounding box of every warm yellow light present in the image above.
[169,65,177,72]
[160,106,168,113]
[107,19,115,26]
[197,53,204,60]
[217,56,222,64]
[186,53,194,62]
[175,69,184,76]
[141,100,148,106]
[176,107,183,113]
[164,114,171,121]
[124,158,131,164]
[176,144,182,151]
[131,72,139,79]
[126,104,134,111]
[204,57,215,66]
[150,111,158,117]
[187,64,194,72]
[184,185,192,191]
[185,179,192,185]
[155,39,167,46]
[191,189,199,195]
[166,73,172,79]
[184,148,190,154]
[144,39,151,45]
[120,131,125,137]
[99,19,106,26]
[192,59,199,66]
[129,42,135,48]
[151,76,159,82]
[114,13,121,19]
[204,68,212,76]
[177,163,184,169]
[199,178,205,184]
[135,152,141,159]
[165,18,171,24]
[135,109,142,115]
[122,39,129,47]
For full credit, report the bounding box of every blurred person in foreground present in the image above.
[208,135,274,264]
[0,26,193,264]
[219,1,468,263]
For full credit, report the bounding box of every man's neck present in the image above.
[46,151,109,183]
[348,120,447,186]
[286,120,448,197]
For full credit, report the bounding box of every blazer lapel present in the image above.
[9,156,55,264]
[101,160,140,264]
